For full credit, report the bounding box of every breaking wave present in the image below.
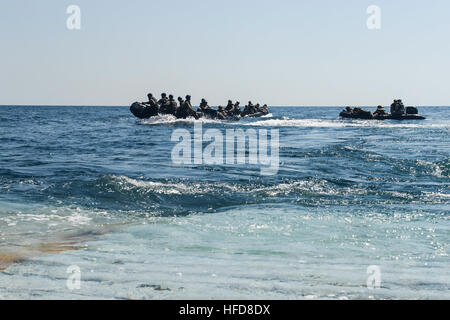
[36,166,450,218]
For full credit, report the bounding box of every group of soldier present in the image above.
[341,99,419,119]
[137,93,269,120]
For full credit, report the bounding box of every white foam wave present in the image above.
[137,114,222,125]
[135,114,450,129]
[111,175,339,197]
[423,192,450,199]
[113,175,246,195]
[0,206,95,231]
[110,175,450,202]
[240,118,450,129]
[115,176,187,194]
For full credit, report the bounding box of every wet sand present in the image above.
[0,229,107,271]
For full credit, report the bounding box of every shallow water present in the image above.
[0,106,449,299]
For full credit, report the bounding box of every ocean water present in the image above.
[0,105,448,300]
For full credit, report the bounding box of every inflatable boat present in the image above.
[130,102,269,120]
[339,111,426,120]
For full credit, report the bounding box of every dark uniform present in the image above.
[198,99,209,112]
[158,93,168,106]
[145,93,159,116]
[242,101,257,116]
[225,100,234,111]
[390,99,405,116]
[198,99,218,119]
[177,97,184,108]
[176,95,198,119]
[166,95,178,115]
[159,93,175,115]
[374,105,387,116]
[260,104,269,115]
[216,106,226,120]
[147,93,157,105]
[232,102,241,116]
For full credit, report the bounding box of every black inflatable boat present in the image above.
[339,111,426,120]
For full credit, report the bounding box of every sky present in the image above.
[1,0,450,106]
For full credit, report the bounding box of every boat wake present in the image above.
[239,118,450,129]
[136,114,448,129]
[137,114,223,125]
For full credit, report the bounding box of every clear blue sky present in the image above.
[1,0,449,106]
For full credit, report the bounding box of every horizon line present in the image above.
[1,105,449,108]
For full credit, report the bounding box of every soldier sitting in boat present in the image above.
[158,93,168,106]
[255,103,269,115]
[175,95,198,119]
[247,101,257,112]
[146,93,157,105]
[338,100,425,120]
[168,95,178,114]
[260,104,270,115]
[224,100,235,116]
[232,101,241,116]
[144,93,159,116]
[198,99,218,119]
[216,106,227,120]
[224,100,242,118]
[242,101,257,116]
[177,96,184,108]
[373,105,388,117]
[198,98,209,112]
[196,98,207,118]
[390,99,405,116]
[160,94,177,115]
[130,95,159,118]
[225,100,234,112]
[339,106,353,118]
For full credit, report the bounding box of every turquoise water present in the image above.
[0,106,449,299]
